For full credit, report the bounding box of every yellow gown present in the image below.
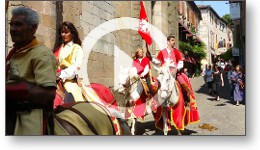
[58,41,84,102]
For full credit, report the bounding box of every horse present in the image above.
[53,101,131,135]
[118,66,158,135]
[153,63,186,135]
[53,80,131,135]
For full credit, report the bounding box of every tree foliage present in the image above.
[218,48,233,61]
[179,41,207,60]
[222,14,231,26]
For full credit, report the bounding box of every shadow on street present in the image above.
[134,121,198,135]
[195,73,245,105]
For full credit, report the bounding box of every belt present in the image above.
[14,101,48,112]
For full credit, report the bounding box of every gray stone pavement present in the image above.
[132,75,245,135]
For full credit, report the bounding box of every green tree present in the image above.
[179,41,206,60]
[222,14,231,26]
[219,48,233,61]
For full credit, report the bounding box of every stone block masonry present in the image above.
[6,1,179,89]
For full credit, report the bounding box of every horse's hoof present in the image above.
[177,131,182,135]
[131,129,135,135]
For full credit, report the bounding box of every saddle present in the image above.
[53,102,116,135]
[150,77,160,96]
[140,77,160,97]
[140,78,150,96]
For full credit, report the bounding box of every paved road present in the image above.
[131,75,245,135]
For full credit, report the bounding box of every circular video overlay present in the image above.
[82,17,169,119]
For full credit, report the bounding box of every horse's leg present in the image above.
[162,107,168,135]
[177,130,182,135]
[131,118,136,135]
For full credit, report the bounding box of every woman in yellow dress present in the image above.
[53,21,84,103]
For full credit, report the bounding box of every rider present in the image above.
[146,35,200,130]
[132,48,152,96]
[53,21,84,104]
[147,35,183,73]
[6,7,57,135]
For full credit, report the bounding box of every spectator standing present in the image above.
[227,65,235,100]
[212,65,224,101]
[231,65,245,106]
[204,65,214,95]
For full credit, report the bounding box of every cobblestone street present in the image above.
[132,75,245,135]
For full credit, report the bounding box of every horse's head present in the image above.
[118,66,130,94]
[155,63,178,106]
[157,64,174,99]
[118,66,139,94]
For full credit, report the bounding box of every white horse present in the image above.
[154,63,181,135]
[118,66,152,135]
[118,63,181,135]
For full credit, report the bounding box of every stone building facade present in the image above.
[178,1,202,39]
[6,1,179,88]
[198,5,233,64]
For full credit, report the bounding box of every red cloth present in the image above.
[138,1,152,45]
[88,83,119,111]
[132,57,151,78]
[53,83,119,111]
[125,92,147,120]
[54,45,62,58]
[153,82,186,131]
[6,82,30,100]
[54,45,62,73]
[157,48,183,67]
[53,94,63,109]
[177,73,200,125]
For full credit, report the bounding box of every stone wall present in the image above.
[168,2,179,49]
[6,1,179,89]
[6,1,57,52]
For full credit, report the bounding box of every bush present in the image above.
[219,48,233,61]
[179,41,207,60]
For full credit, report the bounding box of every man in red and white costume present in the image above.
[151,35,183,72]
[147,35,200,132]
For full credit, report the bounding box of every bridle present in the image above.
[120,77,140,91]
[118,76,142,101]
[158,69,174,103]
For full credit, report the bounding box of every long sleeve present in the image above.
[140,64,149,77]
[59,66,77,82]
[151,57,161,65]
[74,46,84,78]
[59,44,84,81]
[177,60,184,70]
[74,46,83,69]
